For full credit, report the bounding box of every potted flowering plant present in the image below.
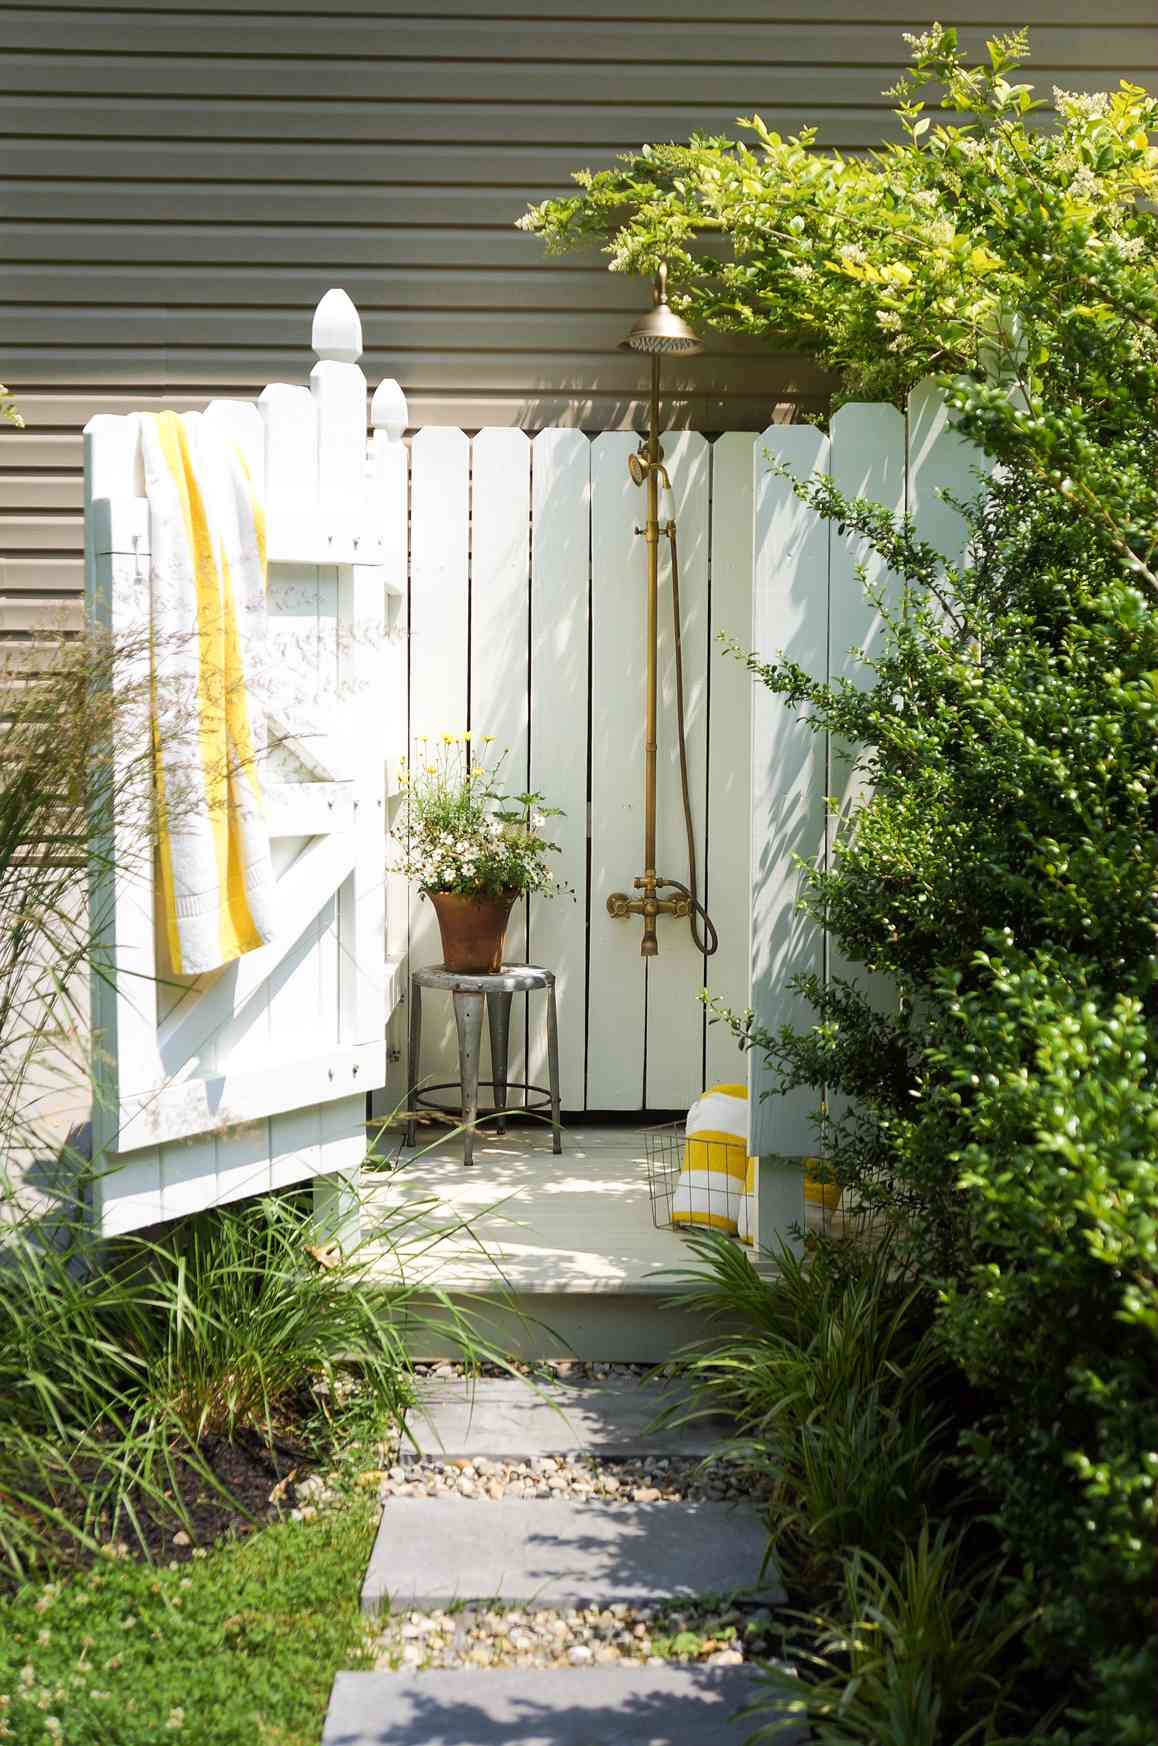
[391,735,567,973]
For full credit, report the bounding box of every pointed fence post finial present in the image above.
[312,288,363,365]
[371,378,408,442]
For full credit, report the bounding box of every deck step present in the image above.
[323,1665,802,1745]
[361,1498,780,1613]
[402,1288,711,1364]
[403,1377,733,1460]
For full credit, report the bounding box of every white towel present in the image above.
[140,410,276,977]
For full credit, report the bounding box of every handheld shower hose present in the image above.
[663,513,719,958]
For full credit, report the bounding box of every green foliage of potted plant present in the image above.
[391,735,568,973]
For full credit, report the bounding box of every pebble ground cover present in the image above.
[373,1599,778,1675]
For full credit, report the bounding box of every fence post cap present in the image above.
[370,378,408,440]
[312,288,362,365]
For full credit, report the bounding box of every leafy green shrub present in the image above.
[522,28,1158,1740]
[728,455,1158,1743]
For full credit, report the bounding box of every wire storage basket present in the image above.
[645,1121,751,1235]
[644,1123,684,1229]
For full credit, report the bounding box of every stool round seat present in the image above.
[413,963,554,995]
[405,962,562,1166]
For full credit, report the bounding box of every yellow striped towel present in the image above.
[140,410,276,977]
[672,1082,754,1236]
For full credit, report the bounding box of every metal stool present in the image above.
[404,964,562,1166]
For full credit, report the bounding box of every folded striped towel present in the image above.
[140,410,276,977]
[672,1082,753,1236]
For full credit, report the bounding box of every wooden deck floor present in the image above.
[362,1124,697,1296]
[360,1122,840,1360]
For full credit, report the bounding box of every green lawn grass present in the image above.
[0,1502,378,1746]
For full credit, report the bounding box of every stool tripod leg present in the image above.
[404,981,422,1148]
[454,990,485,1167]
[546,979,563,1154]
[487,992,512,1136]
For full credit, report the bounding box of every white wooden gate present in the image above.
[85,291,406,1236]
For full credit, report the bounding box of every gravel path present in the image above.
[382,1454,767,1504]
[355,1374,784,1695]
[372,1600,779,1673]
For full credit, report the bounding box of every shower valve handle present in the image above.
[606,883,692,923]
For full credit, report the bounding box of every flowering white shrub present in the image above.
[390,735,567,899]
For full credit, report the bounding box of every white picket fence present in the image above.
[395,426,753,1117]
[390,385,984,1136]
[748,383,985,1168]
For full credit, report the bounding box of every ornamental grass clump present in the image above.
[748,1524,1030,1746]
[392,735,566,899]
[667,1233,951,1587]
[0,1181,493,1576]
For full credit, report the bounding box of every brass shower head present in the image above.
[619,263,702,356]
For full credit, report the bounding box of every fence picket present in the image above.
[527,428,590,1112]
[646,429,710,1109]
[372,380,410,1115]
[748,425,830,1162]
[588,431,648,1109]
[705,431,756,1090]
[471,428,532,1105]
[826,403,906,1100]
[259,384,318,559]
[407,426,470,1098]
[907,378,988,569]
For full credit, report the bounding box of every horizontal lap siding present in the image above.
[2,2,1155,625]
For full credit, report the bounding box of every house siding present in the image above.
[2,0,1156,623]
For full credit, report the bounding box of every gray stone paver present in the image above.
[322,1664,803,1745]
[404,1378,732,1461]
[361,1498,780,1613]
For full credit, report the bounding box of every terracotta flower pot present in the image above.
[428,889,518,974]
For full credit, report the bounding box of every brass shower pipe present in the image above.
[605,265,720,961]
